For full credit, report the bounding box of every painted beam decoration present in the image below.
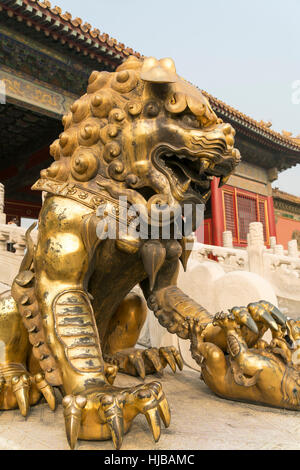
[0,67,76,118]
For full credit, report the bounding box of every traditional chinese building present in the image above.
[1,0,300,247]
[0,0,140,223]
[273,188,300,249]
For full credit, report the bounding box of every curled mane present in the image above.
[43,55,145,186]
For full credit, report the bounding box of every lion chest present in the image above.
[88,239,147,333]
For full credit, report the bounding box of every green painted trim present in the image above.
[0,68,77,118]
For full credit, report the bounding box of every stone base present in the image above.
[0,369,299,450]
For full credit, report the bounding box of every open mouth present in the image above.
[153,145,231,201]
[284,335,294,349]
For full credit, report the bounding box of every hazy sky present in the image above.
[56,0,300,195]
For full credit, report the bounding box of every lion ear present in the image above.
[141,57,178,83]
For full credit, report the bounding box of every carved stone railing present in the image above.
[0,184,38,288]
[0,224,38,288]
[192,221,300,317]
[0,223,27,286]
[193,242,248,271]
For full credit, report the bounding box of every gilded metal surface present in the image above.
[0,291,43,413]
[0,67,77,119]
[2,56,240,449]
[189,303,300,411]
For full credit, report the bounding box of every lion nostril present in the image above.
[222,123,232,136]
[225,135,235,148]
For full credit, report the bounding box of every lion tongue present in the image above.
[169,159,198,183]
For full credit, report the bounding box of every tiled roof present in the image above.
[1,0,299,155]
[203,91,300,153]
[0,0,140,66]
[273,188,300,205]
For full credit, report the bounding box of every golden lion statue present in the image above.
[0,55,246,449]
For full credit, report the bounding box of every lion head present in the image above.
[37,56,240,220]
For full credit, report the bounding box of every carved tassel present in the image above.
[140,241,166,291]
[179,236,194,272]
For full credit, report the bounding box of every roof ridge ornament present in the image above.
[282,130,293,138]
[259,120,272,129]
[141,57,178,83]
[293,134,300,144]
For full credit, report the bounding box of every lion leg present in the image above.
[33,196,170,449]
[0,291,42,416]
[33,197,108,394]
[142,243,218,342]
[104,293,183,379]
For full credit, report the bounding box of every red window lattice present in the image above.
[259,201,268,242]
[237,194,258,241]
[223,188,269,245]
[223,192,237,239]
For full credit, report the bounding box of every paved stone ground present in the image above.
[0,368,300,450]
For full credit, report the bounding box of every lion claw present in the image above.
[160,346,183,372]
[11,374,30,417]
[106,346,183,379]
[258,300,287,327]
[230,307,259,334]
[214,302,287,344]
[34,373,56,411]
[129,352,146,379]
[134,381,170,443]
[144,348,164,374]
[63,395,87,450]
[100,394,124,450]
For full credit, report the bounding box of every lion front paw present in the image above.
[0,364,56,416]
[62,380,170,449]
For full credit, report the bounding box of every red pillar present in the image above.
[211,177,225,246]
[267,196,277,238]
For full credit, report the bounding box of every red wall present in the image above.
[195,218,212,244]
[5,200,41,223]
[276,217,300,249]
